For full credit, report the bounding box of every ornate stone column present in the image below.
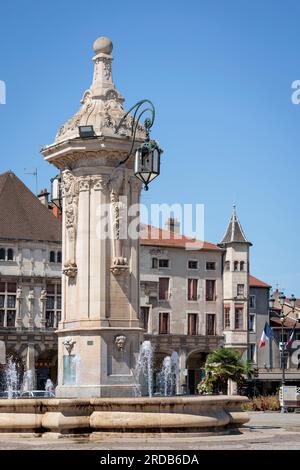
[42,37,145,398]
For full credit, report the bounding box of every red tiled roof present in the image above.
[0,171,62,242]
[270,317,300,329]
[140,224,222,251]
[249,275,271,288]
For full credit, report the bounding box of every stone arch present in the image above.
[35,348,58,390]
[186,349,208,395]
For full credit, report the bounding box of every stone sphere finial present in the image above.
[93,37,113,55]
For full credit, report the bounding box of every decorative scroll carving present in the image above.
[61,169,79,278]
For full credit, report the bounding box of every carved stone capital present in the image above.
[110,257,129,275]
[78,176,90,192]
[91,175,110,191]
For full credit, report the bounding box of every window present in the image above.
[249,295,256,309]
[206,314,216,335]
[159,277,169,300]
[57,251,62,263]
[159,312,169,334]
[187,279,198,301]
[159,259,169,268]
[188,260,198,270]
[140,306,149,331]
[152,257,158,269]
[0,282,17,328]
[188,313,198,335]
[224,307,230,329]
[7,249,14,261]
[237,284,244,296]
[235,307,243,330]
[225,261,230,271]
[206,262,216,270]
[240,261,245,271]
[206,280,216,301]
[49,251,56,263]
[234,261,239,271]
[6,311,16,327]
[249,313,256,332]
[46,284,61,328]
[0,249,5,260]
[249,344,256,362]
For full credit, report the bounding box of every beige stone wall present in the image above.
[140,246,223,336]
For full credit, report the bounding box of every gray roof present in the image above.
[220,207,251,245]
[0,171,62,242]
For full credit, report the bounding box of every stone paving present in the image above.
[0,412,299,450]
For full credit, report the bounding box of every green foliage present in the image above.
[242,395,280,411]
[197,347,254,395]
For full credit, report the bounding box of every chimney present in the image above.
[165,217,180,234]
[37,188,49,207]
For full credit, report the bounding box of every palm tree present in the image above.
[198,348,253,395]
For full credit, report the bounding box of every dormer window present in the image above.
[49,251,56,263]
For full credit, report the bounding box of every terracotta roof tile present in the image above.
[140,224,222,251]
[0,171,62,242]
[249,275,271,288]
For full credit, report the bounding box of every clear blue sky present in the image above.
[0,0,299,295]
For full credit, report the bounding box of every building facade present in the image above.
[0,172,61,390]
[2,172,297,395]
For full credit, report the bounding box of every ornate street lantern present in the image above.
[290,294,296,309]
[134,138,162,191]
[279,292,286,307]
[51,174,62,209]
[268,295,275,309]
[115,99,163,191]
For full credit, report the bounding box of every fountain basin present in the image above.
[0,395,249,435]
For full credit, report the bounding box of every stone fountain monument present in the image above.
[42,37,144,398]
[0,37,250,435]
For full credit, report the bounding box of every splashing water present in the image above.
[22,370,34,392]
[5,357,19,399]
[133,340,154,397]
[159,351,180,396]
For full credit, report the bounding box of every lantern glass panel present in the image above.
[52,177,60,202]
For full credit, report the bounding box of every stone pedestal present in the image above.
[42,37,145,398]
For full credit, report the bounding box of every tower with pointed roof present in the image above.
[41,37,145,398]
[219,206,252,356]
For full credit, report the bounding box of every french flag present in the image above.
[258,322,273,349]
[286,323,297,348]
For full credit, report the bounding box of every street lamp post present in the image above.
[269,293,297,413]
